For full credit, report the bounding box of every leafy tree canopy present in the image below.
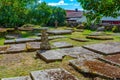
[77,0,120,25]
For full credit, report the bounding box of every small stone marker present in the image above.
[69,59,120,79]
[55,20,58,28]
[86,36,113,40]
[7,44,26,53]
[30,68,79,80]
[1,76,31,80]
[52,42,73,48]
[40,27,51,50]
[37,50,64,62]
[47,30,72,35]
[71,38,89,42]
[100,54,120,66]
[83,43,120,55]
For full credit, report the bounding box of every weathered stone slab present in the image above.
[83,43,120,55]
[37,50,65,62]
[104,42,120,47]
[5,36,66,44]
[0,46,8,54]
[4,40,16,44]
[112,33,120,36]
[26,42,41,51]
[18,27,33,31]
[15,38,36,43]
[52,42,73,48]
[100,54,120,67]
[7,44,26,53]
[30,68,79,80]
[88,32,106,36]
[49,36,66,40]
[86,36,113,40]
[1,76,31,80]
[70,38,89,42]
[69,59,120,79]
[5,35,17,39]
[47,30,72,35]
[35,33,42,36]
[58,47,102,59]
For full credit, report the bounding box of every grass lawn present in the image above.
[0,27,120,79]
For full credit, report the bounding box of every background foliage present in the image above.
[0,0,66,27]
[77,0,120,25]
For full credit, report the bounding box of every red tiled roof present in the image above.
[66,10,83,18]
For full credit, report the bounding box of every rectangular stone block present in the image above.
[1,76,31,80]
[86,36,113,40]
[30,68,79,80]
[70,59,120,79]
[83,43,120,55]
[7,44,26,53]
[47,30,72,35]
[15,38,36,43]
[4,40,16,44]
[58,47,102,59]
[100,54,120,66]
[52,42,73,48]
[37,50,65,62]
[26,42,41,50]
[0,46,8,54]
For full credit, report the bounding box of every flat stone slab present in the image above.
[52,42,73,48]
[15,38,36,43]
[100,54,120,66]
[0,46,9,54]
[18,27,33,31]
[70,38,89,42]
[35,33,42,36]
[1,76,31,80]
[7,44,26,53]
[37,50,65,62]
[4,40,16,44]
[86,36,113,40]
[47,30,72,35]
[112,33,120,36]
[37,47,102,62]
[104,42,120,47]
[69,59,120,79]
[83,43,120,55]
[30,68,79,80]
[88,32,106,36]
[58,47,102,59]
[5,36,66,44]
[26,42,41,50]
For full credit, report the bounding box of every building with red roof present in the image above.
[66,9,83,23]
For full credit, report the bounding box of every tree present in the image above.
[47,6,66,26]
[77,0,120,25]
[30,2,52,25]
[0,0,37,27]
